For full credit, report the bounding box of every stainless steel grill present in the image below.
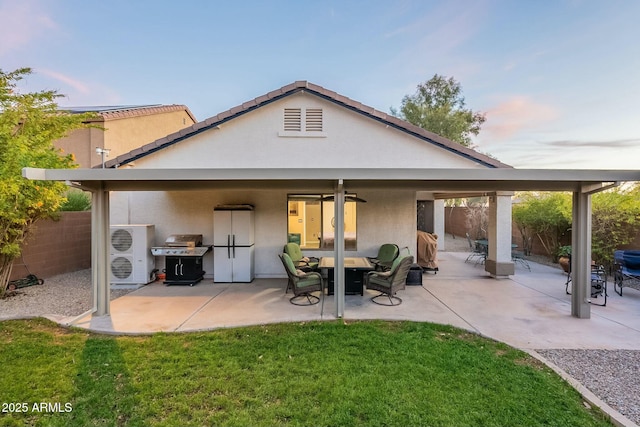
[151,234,210,256]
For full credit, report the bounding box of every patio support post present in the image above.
[485,192,514,278]
[92,183,111,316]
[571,189,591,318]
[434,200,445,251]
[334,180,345,318]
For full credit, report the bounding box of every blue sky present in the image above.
[2,0,639,169]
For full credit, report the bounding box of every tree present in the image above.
[0,67,94,297]
[391,74,486,147]
[512,192,572,260]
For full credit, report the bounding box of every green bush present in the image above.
[513,185,640,266]
[512,192,571,260]
[59,189,91,211]
[591,185,640,266]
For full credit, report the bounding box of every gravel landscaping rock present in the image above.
[537,349,640,426]
[0,269,131,320]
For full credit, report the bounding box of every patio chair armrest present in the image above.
[303,271,323,281]
[368,270,391,279]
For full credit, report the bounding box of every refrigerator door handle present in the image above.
[232,235,236,258]
[227,235,231,259]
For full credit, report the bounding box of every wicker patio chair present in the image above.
[284,242,319,271]
[278,253,323,306]
[368,243,400,271]
[365,255,414,306]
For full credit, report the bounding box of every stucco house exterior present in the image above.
[24,81,640,320]
[56,104,196,168]
[105,81,512,284]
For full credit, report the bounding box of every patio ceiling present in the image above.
[22,167,640,193]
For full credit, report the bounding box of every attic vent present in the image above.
[284,108,302,131]
[279,108,327,138]
[305,108,323,132]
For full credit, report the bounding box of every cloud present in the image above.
[384,0,489,71]
[16,67,122,107]
[544,138,640,148]
[38,68,91,95]
[0,0,57,56]
[487,136,640,169]
[481,96,560,142]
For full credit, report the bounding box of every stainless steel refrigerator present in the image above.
[213,205,255,282]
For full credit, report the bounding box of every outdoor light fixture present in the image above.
[95,147,111,168]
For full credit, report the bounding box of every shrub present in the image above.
[512,192,571,260]
[591,185,640,266]
[59,189,91,211]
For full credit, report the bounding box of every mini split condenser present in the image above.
[109,224,156,285]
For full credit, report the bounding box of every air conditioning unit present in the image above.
[110,224,155,285]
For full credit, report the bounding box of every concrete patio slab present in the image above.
[72,252,640,352]
[179,281,326,331]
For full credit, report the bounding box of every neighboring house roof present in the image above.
[104,81,510,169]
[63,104,197,123]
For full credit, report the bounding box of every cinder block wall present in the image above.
[10,212,91,280]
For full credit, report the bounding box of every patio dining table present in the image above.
[319,257,374,296]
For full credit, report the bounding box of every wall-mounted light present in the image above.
[95,147,111,169]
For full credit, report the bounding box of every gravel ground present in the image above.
[1,240,638,425]
[537,349,640,425]
[0,269,131,320]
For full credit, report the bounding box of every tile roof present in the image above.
[104,81,511,169]
[63,104,197,123]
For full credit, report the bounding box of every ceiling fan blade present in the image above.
[320,195,367,203]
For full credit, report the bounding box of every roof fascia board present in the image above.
[22,167,639,194]
[23,167,640,184]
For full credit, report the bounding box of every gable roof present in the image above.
[104,81,510,169]
[63,104,197,123]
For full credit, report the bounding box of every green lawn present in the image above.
[0,318,611,427]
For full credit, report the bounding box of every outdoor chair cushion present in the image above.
[368,243,399,270]
[367,255,412,288]
[284,242,319,270]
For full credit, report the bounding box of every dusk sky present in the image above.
[2,0,639,169]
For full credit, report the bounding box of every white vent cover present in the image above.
[282,108,323,133]
[305,108,323,131]
[284,108,302,131]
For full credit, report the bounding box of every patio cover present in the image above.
[23,166,640,320]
